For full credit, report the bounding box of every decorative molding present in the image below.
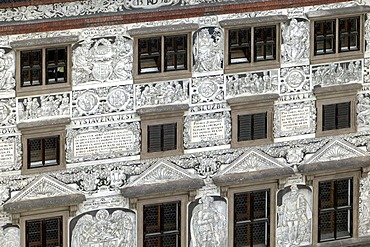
[77,195,128,215]
[184,111,231,149]
[305,139,367,164]
[280,66,311,94]
[127,160,195,186]
[72,85,134,116]
[0,99,16,127]
[72,36,133,85]
[189,102,228,113]
[66,122,140,162]
[218,149,284,175]
[281,19,309,65]
[135,80,189,107]
[311,59,363,87]
[71,208,136,247]
[191,76,224,104]
[360,174,370,236]
[274,100,316,138]
[7,175,79,203]
[226,69,279,97]
[358,93,370,130]
[0,49,15,95]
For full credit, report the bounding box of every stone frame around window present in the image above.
[129,24,197,84]
[220,15,287,74]
[314,83,361,138]
[228,94,278,149]
[312,171,360,246]
[18,118,69,175]
[137,104,187,159]
[307,6,370,65]
[227,182,277,247]
[11,36,77,97]
[136,194,188,247]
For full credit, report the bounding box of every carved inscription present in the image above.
[74,129,135,157]
[191,118,225,143]
[0,141,14,164]
[280,106,311,132]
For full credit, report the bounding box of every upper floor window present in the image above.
[26,217,63,247]
[229,25,276,64]
[27,136,60,169]
[139,35,187,74]
[314,17,360,56]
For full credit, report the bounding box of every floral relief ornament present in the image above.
[0,49,15,92]
[191,76,224,104]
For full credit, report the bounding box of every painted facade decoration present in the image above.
[0,0,369,246]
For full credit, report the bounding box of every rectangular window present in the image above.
[27,136,60,169]
[234,190,270,247]
[20,47,68,87]
[26,217,63,247]
[314,16,360,56]
[138,35,187,74]
[238,113,267,142]
[318,178,353,242]
[322,102,350,131]
[143,201,181,247]
[228,25,276,65]
[148,123,177,153]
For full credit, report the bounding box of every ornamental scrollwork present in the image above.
[280,66,310,94]
[72,85,134,116]
[312,60,362,87]
[135,80,189,107]
[191,76,224,104]
[273,100,316,138]
[71,209,136,247]
[0,226,20,247]
[193,27,223,73]
[72,36,133,84]
[18,93,70,121]
[360,174,370,236]
[281,19,309,65]
[365,18,370,53]
[0,49,15,93]
[66,122,140,163]
[184,111,231,149]
[358,93,370,129]
[226,69,278,97]
[0,99,16,126]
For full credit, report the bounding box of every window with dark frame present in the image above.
[27,136,60,169]
[238,112,267,142]
[138,35,187,74]
[26,217,63,247]
[143,201,181,247]
[314,16,360,56]
[20,47,68,87]
[318,178,353,242]
[322,102,351,131]
[234,190,270,247]
[228,25,276,65]
[147,123,177,153]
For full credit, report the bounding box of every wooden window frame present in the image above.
[15,44,72,97]
[25,216,63,247]
[224,23,281,74]
[237,112,268,142]
[228,94,277,148]
[27,136,60,170]
[310,14,364,64]
[20,123,66,175]
[228,183,277,247]
[132,32,192,84]
[314,84,360,138]
[137,195,187,247]
[312,171,360,245]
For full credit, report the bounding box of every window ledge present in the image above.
[11,36,79,49]
[220,15,288,27]
[307,6,370,19]
[316,235,370,247]
[17,117,70,130]
[129,23,198,37]
[314,83,362,98]
[137,104,188,117]
[228,93,279,107]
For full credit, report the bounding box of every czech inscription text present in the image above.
[191,118,225,143]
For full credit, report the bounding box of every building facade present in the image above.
[0,0,370,246]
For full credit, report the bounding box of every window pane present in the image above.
[26,217,62,247]
[27,136,60,169]
[139,37,161,74]
[21,50,42,87]
[339,17,360,52]
[319,211,335,241]
[44,136,59,166]
[314,20,336,55]
[46,48,67,84]
[254,26,276,61]
[229,28,251,64]
[29,138,43,168]
[336,209,351,238]
[164,35,187,71]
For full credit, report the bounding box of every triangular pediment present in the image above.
[128,160,195,186]
[8,175,80,203]
[219,149,284,175]
[306,139,367,164]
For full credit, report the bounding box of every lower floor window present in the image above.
[234,190,270,247]
[27,136,60,169]
[26,217,63,247]
[143,201,181,247]
[319,178,353,242]
[147,123,177,153]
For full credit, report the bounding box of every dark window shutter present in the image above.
[148,125,162,153]
[336,102,350,129]
[253,112,267,140]
[238,115,252,141]
[162,123,177,151]
[323,104,336,131]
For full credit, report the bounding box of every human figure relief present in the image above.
[281,19,309,63]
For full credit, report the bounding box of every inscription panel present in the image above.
[280,107,311,132]
[191,118,225,143]
[0,141,15,165]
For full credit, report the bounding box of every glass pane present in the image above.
[319,181,334,209]
[336,209,351,238]
[44,136,59,166]
[229,28,251,64]
[29,138,42,168]
[144,205,160,234]
[139,38,161,74]
[336,179,351,207]
[320,211,335,241]
[235,192,250,222]
[252,221,268,246]
[234,223,251,247]
[253,191,267,219]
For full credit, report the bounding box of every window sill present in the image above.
[310,50,364,65]
[16,82,71,97]
[133,70,191,84]
[224,60,280,74]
